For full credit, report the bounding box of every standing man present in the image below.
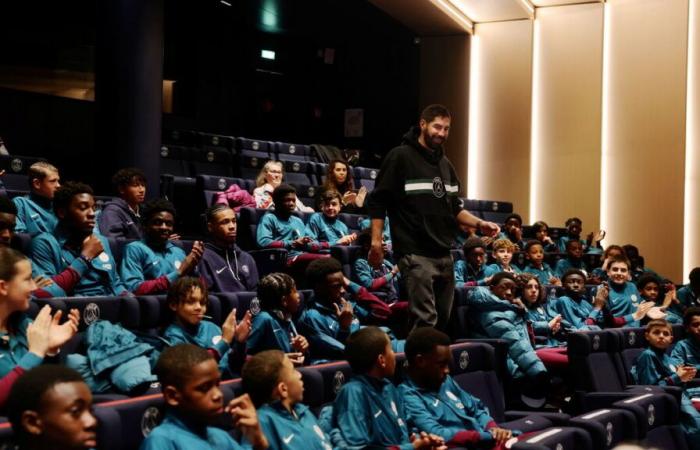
[367,104,499,331]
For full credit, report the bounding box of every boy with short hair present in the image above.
[483,238,520,278]
[631,320,700,446]
[7,365,97,450]
[454,236,490,287]
[554,269,605,330]
[678,267,700,311]
[305,190,357,247]
[499,213,526,250]
[120,199,204,295]
[556,217,603,255]
[13,162,60,236]
[671,307,700,370]
[0,195,17,248]
[141,344,269,450]
[242,350,334,450]
[298,258,396,361]
[256,184,328,266]
[29,181,128,297]
[522,240,559,286]
[399,327,514,448]
[330,327,445,450]
[604,255,654,328]
[353,229,401,302]
[98,167,147,239]
[199,204,258,293]
[554,240,587,279]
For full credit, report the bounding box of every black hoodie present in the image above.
[366,126,462,259]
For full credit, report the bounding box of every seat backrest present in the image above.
[314,361,354,405]
[136,295,170,334]
[612,392,679,437]
[298,367,325,409]
[611,327,651,386]
[163,129,198,146]
[240,154,270,179]
[448,342,506,422]
[331,245,362,279]
[196,174,251,208]
[159,145,192,177]
[198,133,234,151]
[237,207,269,250]
[276,142,311,158]
[94,394,165,450]
[190,147,236,177]
[567,330,627,392]
[60,296,126,332]
[236,137,272,154]
[282,160,314,185]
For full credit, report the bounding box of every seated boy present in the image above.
[141,344,269,450]
[0,195,17,248]
[13,162,60,236]
[98,167,146,239]
[522,240,559,286]
[120,199,204,295]
[604,255,655,328]
[671,307,700,370]
[556,217,603,255]
[637,274,682,324]
[242,350,334,450]
[163,277,251,379]
[454,236,490,287]
[353,230,401,302]
[7,365,97,450]
[298,258,397,361]
[678,267,700,311]
[631,320,700,446]
[554,269,605,330]
[256,184,328,267]
[29,181,128,297]
[199,204,259,293]
[554,240,587,279]
[483,238,520,278]
[498,213,526,250]
[330,327,445,450]
[399,327,514,448]
[305,190,357,247]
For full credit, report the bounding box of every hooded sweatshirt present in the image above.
[367,127,461,259]
[98,197,142,240]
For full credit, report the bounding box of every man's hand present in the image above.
[368,243,384,269]
[81,235,104,260]
[225,394,269,450]
[291,335,308,353]
[334,298,354,330]
[479,221,500,238]
[336,233,357,245]
[489,428,513,445]
[677,365,697,383]
[178,241,204,275]
[632,301,656,321]
[48,308,80,353]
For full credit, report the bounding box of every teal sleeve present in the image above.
[120,245,148,292]
[18,352,44,371]
[454,260,465,284]
[30,235,90,297]
[401,388,462,441]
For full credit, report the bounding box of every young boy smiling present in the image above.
[141,344,269,450]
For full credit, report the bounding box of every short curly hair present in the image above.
[53,181,93,213]
[111,168,146,192]
[140,198,176,223]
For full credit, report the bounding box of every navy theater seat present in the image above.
[298,367,325,413]
[1,173,28,197]
[289,183,317,208]
[198,133,234,152]
[311,162,328,185]
[11,232,32,255]
[238,206,269,249]
[568,408,638,449]
[281,160,314,185]
[236,137,272,155]
[354,166,378,190]
[331,245,362,279]
[162,129,197,146]
[337,213,365,233]
[275,142,311,162]
[190,147,236,178]
[160,174,199,234]
[511,426,593,450]
[314,361,354,406]
[0,421,14,449]
[240,154,270,180]
[159,145,192,177]
[611,392,687,449]
[93,393,166,450]
[448,342,568,433]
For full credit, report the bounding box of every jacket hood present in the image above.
[401,126,445,164]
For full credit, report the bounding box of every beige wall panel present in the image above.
[468,20,532,217]
[530,3,603,231]
[602,0,688,281]
[420,35,470,193]
[685,0,700,280]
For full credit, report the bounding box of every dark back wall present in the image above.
[0,0,420,192]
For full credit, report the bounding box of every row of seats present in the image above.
[0,338,686,449]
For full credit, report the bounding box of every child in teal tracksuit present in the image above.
[631,320,700,447]
[330,327,444,450]
[13,162,60,236]
[242,350,334,450]
[399,327,516,448]
[636,274,682,324]
[140,344,269,450]
[305,190,357,248]
[353,230,400,301]
[162,277,250,379]
[554,269,604,330]
[554,240,588,279]
[120,199,204,295]
[522,241,559,286]
[247,273,309,366]
[605,256,654,327]
[454,236,489,287]
[671,307,700,371]
[483,239,521,278]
